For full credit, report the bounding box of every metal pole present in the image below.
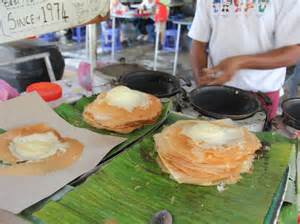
[154,22,160,71]
[86,26,89,58]
[88,24,97,94]
[111,16,116,62]
[0,53,51,66]
[44,56,56,82]
[173,23,181,76]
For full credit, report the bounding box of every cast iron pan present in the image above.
[189,85,272,130]
[282,98,300,130]
[118,70,191,98]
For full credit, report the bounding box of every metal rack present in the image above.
[0,52,56,82]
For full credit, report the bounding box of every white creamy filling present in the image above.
[93,114,112,121]
[104,86,149,112]
[181,121,243,148]
[9,132,68,161]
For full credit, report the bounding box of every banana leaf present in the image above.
[54,96,171,161]
[278,203,298,224]
[33,115,295,224]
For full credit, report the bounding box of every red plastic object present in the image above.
[154,2,168,22]
[26,82,62,102]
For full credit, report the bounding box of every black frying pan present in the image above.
[189,85,272,129]
[118,70,191,98]
[282,98,300,130]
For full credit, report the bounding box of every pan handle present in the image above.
[180,88,189,102]
[254,92,273,131]
[118,57,126,64]
[174,88,190,112]
[263,117,272,131]
[177,74,192,87]
[256,105,272,131]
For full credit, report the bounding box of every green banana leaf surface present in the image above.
[33,114,295,224]
[278,203,298,224]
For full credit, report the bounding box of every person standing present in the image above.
[136,0,155,41]
[154,0,169,49]
[189,0,300,119]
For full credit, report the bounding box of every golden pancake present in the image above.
[154,120,261,186]
[83,86,162,133]
[0,124,83,176]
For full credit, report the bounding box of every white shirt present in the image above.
[188,0,300,93]
[140,0,155,10]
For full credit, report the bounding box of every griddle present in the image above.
[282,98,300,130]
[189,85,272,130]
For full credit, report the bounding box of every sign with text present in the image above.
[0,0,110,43]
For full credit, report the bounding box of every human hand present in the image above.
[198,57,243,85]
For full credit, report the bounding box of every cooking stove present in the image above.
[179,106,267,132]
[173,81,267,132]
[273,116,300,139]
[53,74,268,133]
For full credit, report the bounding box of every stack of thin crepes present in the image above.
[83,86,162,134]
[154,120,261,186]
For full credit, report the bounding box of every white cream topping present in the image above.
[9,132,68,161]
[104,86,149,112]
[93,114,112,121]
[181,121,243,149]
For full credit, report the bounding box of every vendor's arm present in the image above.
[190,40,208,85]
[188,0,211,85]
[201,45,300,85]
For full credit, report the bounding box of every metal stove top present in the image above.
[273,116,300,139]
[179,106,266,132]
[175,81,267,132]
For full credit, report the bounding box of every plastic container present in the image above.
[26,82,62,102]
[0,80,19,101]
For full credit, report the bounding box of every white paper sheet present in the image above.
[0,93,125,214]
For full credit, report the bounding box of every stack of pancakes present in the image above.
[154,120,261,186]
[83,86,162,134]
